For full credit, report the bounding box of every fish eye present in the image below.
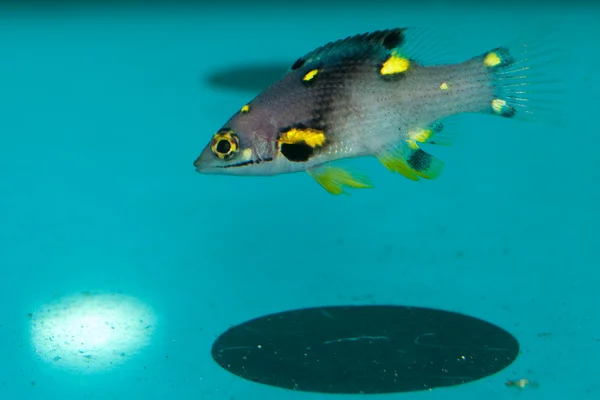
[210,129,239,160]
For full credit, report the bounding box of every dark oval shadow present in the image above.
[212,305,520,394]
[204,63,290,93]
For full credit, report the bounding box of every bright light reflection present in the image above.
[30,291,157,373]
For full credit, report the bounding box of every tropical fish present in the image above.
[505,378,539,389]
[194,26,562,195]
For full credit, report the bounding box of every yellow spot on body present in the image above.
[492,98,507,114]
[279,127,326,148]
[484,52,501,67]
[240,104,250,113]
[440,82,449,90]
[409,128,433,143]
[303,69,319,81]
[380,51,410,75]
[241,148,253,160]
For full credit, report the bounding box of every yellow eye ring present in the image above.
[210,129,239,160]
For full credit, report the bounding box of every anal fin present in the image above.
[377,139,444,180]
[308,165,373,195]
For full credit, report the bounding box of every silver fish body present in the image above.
[194,27,561,194]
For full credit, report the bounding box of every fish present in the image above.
[505,378,539,389]
[193,26,563,195]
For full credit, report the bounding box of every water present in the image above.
[0,1,598,399]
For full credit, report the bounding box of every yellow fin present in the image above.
[377,140,444,180]
[308,165,373,195]
[377,152,419,181]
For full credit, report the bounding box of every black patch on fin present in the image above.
[407,149,432,172]
[291,57,305,70]
[382,30,405,50]
[432,122,444,133]
[280,142,314,162]
[500,106,517,118]
[491,101,518,118]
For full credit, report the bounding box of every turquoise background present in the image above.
[1,2,598,399]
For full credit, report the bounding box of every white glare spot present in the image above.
[30,291,157,373]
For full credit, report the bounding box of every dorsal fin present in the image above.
[289,27,459,72]
[289,29,407,71]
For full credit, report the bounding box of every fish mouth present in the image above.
[194,164,220,175]
[193,156,209,173]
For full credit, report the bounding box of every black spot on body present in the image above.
[382,30,404,50]
[280,142,314,162]
[291,58,305,70]
[407,149,432,172]
[216,140,231,153]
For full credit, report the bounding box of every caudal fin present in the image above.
[482,23,567,125]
